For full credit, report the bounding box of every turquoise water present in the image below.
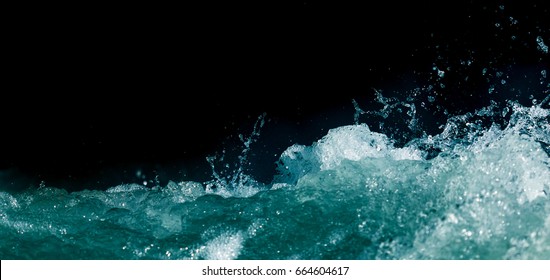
[2,1,549,260]
[1,95,549,259]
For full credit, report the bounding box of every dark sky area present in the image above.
[2,1,548,191]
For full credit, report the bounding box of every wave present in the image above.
[1,92,548,259]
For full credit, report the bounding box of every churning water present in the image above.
[1,3,549,260]
[1,91,548,259]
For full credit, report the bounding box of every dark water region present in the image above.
[1,1,549,259]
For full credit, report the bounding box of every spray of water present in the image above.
[203,112,268,198]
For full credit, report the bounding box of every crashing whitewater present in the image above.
[1,92,548,260]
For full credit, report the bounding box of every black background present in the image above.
[2,1,548,191]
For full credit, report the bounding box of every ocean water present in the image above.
[1,91,548,259]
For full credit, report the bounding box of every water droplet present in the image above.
[536,36,549,53]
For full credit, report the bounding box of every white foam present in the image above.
[106,183,148,193]
[314,124,422,170]
[201,230,244,260]
[162,181,205,203]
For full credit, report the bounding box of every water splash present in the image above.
[1,92,549,259]
[537,36,549,54]
[1,1,549,258]
[203,112,268,198]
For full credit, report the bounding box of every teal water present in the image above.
[2,2,550,259]
[1,96,549,259]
